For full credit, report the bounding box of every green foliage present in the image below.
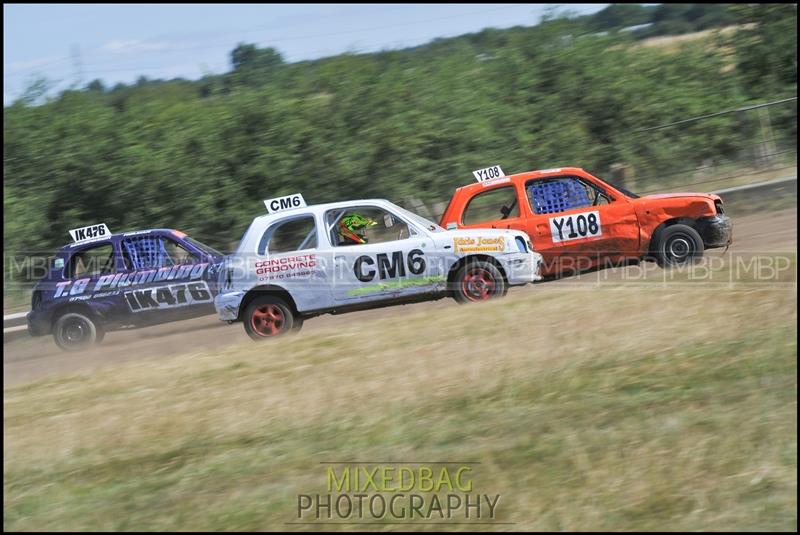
[3,6,797,257]
[728,4,798,98]
[588,3,653,31]
[647,4,737,35]
[86,79,105,92]
[229,43,285,88]
[581,3,737,37]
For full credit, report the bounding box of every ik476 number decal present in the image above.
[124,282,212,312]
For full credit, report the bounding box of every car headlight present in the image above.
[514,236,527,253]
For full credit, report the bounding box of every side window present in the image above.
[593,191,610,206]
[526,177,608,215]
[67,243,115,279]
[163,238,200,264]
[258,216,317,255]
[121,236,199,269]
[576,179,610,207]
[326,206,411,246]
[462,187,519,226]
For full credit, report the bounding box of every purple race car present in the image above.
[27,224,224,351]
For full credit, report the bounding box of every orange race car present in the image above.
[439,166,733,277]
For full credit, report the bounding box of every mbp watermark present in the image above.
[292,462,508,525]
[542,250,796,288]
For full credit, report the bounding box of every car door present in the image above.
[254,214,330,312]
[118,234,215,323]
[325,204,437,304]
[458,185,527,232]
[59,240,132,324]
[175,233,225,295]
[522,176,639,274]
[161,234,218,318]
[457,184,538,271]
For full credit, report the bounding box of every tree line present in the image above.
[3,4,796,257]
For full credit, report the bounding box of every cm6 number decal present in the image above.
[549,211,601,243]
[124,281,212,312]
[354,249,425,282]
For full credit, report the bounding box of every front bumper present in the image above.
[27,309,51,337]
[214,291,246,322]
[697,215,733,249]
[498,251,543,285]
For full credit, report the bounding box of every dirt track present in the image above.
[4,208,796,387]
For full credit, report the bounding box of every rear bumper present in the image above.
[697,215,733,249]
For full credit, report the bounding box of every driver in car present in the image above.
[337,213,378,245]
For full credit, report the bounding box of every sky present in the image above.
[4,3,608,104]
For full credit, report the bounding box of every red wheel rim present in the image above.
[461,267,496,301]
[250,304,285,337]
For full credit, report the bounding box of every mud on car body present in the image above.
[440,166,733,277]
[215,194,542,340]
[27,224,224,351]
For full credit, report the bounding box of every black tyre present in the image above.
[53,311,104,352]
[655,224,704,267]
[452,260,507,304]
[242,295,295,341]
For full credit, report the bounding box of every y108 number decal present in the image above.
[124,281,212,312]
[549,211,602,243]
[472,165,505,183]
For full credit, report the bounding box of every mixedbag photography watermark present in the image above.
[294,462,503,524]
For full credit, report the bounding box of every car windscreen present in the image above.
[391,204,445,232]
[185,236,224,257]
[601,177,640,198]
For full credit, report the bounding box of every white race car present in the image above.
[215,194,542,339]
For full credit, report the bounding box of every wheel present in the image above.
[655,224,704,267]
[292,316,304,333]
[242,295,295,341]
[52,311,103,351]
[452,260,507,304]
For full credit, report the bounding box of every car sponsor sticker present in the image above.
[256,253,317,281]
[53,263,209,298]
[549,211,602,243]
[123,230,152,237]
[472,165,505,183]
[480,176,511,187]
[69,223,111,244]
[453,236,506,253]
[263,193,306,214]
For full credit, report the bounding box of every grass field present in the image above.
[4,280,797,531]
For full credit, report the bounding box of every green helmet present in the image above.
[338,213,378,244]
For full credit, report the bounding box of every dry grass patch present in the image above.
[4,285,797,530]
